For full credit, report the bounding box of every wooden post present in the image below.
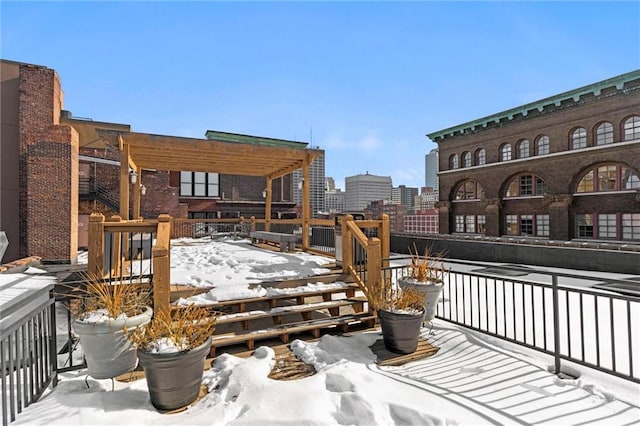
[119,144,130,220]
[381,214,390,268]
[88,213,105,276]
[342,214,353,273]
[367,237,382,314]
[108,215,122,277]
[265,178,272,232]
[132,167,141,220]
[302,162,311,250]
[153,214,172,319]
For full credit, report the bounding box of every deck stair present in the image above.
[172,282,375,356]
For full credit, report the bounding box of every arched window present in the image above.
[462,151,471,168]
[475,148,486,165]
[571,127,587,149]
[454,180,485,200]
[517,139,530,158]
[623,115,640,141]
[536,135,549,155]
[505,174,546,198]
[500,144,512,161]
[449,154,459,169]
[595,122,614,145]
[576,164,640,193]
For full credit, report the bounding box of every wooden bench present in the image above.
[250,231,298,252]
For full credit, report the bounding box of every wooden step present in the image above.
[209,313,377,357]
[176,283,361,314]
[215,299,363,330]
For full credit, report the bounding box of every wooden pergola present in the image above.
[96,129,321,248]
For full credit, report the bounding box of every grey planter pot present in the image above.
[137,337,211,411]
[398,277,444,321]
[73,306,153,379]
[378,307,425,354]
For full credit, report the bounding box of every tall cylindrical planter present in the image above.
[137,337,211,411]
[398,277,443,321]
[378,308,425,354]
[73,306,153,379]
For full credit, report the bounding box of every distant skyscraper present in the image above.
[345,173,392,211]
[293,150,325,218]
[325,189,345,213]
[425,148,438,190]
[325,177,336,192]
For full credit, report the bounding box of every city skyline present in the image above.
[2,1,638,189]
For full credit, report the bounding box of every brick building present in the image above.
[1,60,79,263]
[1,59,319,261]
[428,70,640,243]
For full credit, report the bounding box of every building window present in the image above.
[455,215,485,234]
[500,144,512,161]
[506,213,548,237]
[462,151,471,168]
[595,122,614,145]
[571,127,587,149]
[576,214,594,238]
[622,213,640,239]
[536,215,549,237]
[477,215,486,234]
[450,154,459,169]
[536,135,549,155]
[517,139,530,158]
[475,148,486,165]
[576,164,640,193]
[505,214,518,235]
[598,214,617,238]
[505,174,546,197]
[180,171,220,197]
[455,180,485,200]
[577,213,639,241]
[623,115,640,140]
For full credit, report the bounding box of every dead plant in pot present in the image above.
[125,305,216,411]
[398,244,449,325]
[359,275,426,354]
[66,271,153,381]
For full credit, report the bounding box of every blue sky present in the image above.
[2,1,639,190]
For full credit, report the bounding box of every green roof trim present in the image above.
[427,70,640,142]
[205,130,309,149]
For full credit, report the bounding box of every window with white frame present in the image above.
[622,213,640,239]
[536,135,549,155]
[571,127,587,149]
[536,215,549,236]
[450,154,459,169]
[454,214,485,233]
[475,148,486,165]
[500,144,512,161]
[595,122,614,145]
[623,115,640,141]
[180,171,220,197]
[518,139,530,158]
[462,151,471,168]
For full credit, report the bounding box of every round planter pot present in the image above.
[137,337,211,411]
[378,308,425,354]
[73,306,153,380]
[398,277,443,321]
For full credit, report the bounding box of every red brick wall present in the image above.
[17,64,78,261]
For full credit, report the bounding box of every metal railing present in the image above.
[380,258,640,383]
[1,294,57,426]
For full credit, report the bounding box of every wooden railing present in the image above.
[87,213,171,319]
[340,214,390,310]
